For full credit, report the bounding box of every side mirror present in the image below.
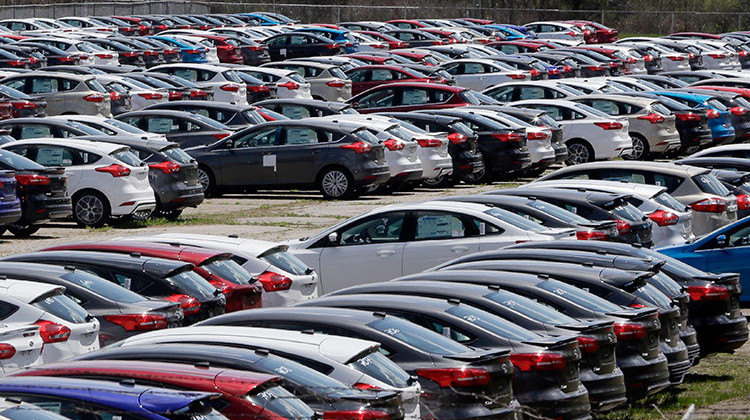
[716,234,728,248]
[328,232,339,245]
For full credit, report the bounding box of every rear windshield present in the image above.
[447,121,475,137]
[110,149,143,167]
[526,200,590,224]
[484,207,548,232]
[242,110,267,125]
[537,280,623,313]
[367,317,469,355]
[260,249,309,276]
[706,98,728,111]
[651,103,673,116]
[166,270,217,300]
[653,192,687,212]
[611,203,645,222]
[445,305,539,341]
[201,258,255,285]
[329,67,348,80]
[0,149,44,170]
[0,404,70,420]
[246,385,314,420]
[161,146,194,164]
[485,289,579,325]
[32,290,89,324]
[353,128,381,144]
[348,349,411,388]
[62,272,144,304]
[649,272,683,296]
[189,114,232,130]
[633,283,672,309]
[67,122,105,136]
[253,354,352,397]
[104,118,149,134]
[692,174,730,196]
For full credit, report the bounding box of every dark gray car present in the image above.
[143,101,267,129]
[115,110,234,148]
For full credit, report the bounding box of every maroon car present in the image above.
[346,82,487,114]
[345,65,447,95]
[568,20,619,43]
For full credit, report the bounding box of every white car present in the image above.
[525,180,695,246]
[440,58,530,91]
[261,61,352,102]
[232,66,313,100]
[57,17,119,34]
[602,45,649,75]
[482,79,586,102]
[523,21,585,42]
[149,63,248,104]
[0,322,43,373]
[118,233,321,307]
[689,143,750,159]
[349,32,389,52]
[0,19,57,36]
[508,99,633,165]
[0,139,156,227]
[624,42,691,72]
[95,75,169,111]
[694,40,742,71]
[286,201,553,293]
[47,115,167,141]
[116,325,422,420]
[19,37,101,66]
[0,279,98,363]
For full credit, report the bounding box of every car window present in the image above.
[147,117,180,134]
[171,69,199,82]
[446,305,539,341]
[347,349,411,388]
[485,207,545,232]
[537,279,623,312]
[693,174,730,196]
[367,316,470,355]
[339,212,405,245]
[56,78,80,92]
[32,289,89,324]
[19,124,52,139]
[415,211,466,240]
[61,272,144,304]
[234,127,279,148]
[486,289,579,324]
[400,88,430,106]
[279,105,311,119]
[25,146,99,167]
[283,127,318,145]
[356,88,395,109]
[110,149,142,167]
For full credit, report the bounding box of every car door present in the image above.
[285,34,312,59]
[316,211,408,293]
[274,125,322,185]
[450,62,486,91]
[401,210,480,275]
[27,76,63,115]
[217,125,280,186]
[705,222,750,277]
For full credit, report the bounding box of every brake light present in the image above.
[10,102,35,110]
[257,271,293,292]
[383,138,405,150]
[648,209,679,226]
[95,53,114,59]
[248,85,271,92]
[324,44,340,50]
[616,219,632,234]
[687,285,731,301]
[120,52,138,58]
[563,65,573,73]
[278,81,300,90]
[637,113,665,124]
[548,68,561,75]
[706,109,721,119]
[148,161,181,174]
[566,31,577,37]
[169,91,184,100]
[190,90,209,98]
[510,353,566,372]
[209,281,234,299]
[708,53,726,59]
[576,336,600,353]
[34,320,71,343]
[103,313,168,331]
[644,54,652,62]
[165,294,200,314]
[416,138,442,147]
[95,164,130,177]
[414,367,491,387]
[594,121,623,130]
[529,69,541,77]
[0,343,15,360]
[526,131,548,140]
[613,322,648,340]
[15,174,50,186]
[688,53,696,60]
[326,80,347,88]
[736,194,750,210]
[7,60,25,67]
[576,229,609,241]
[220,84,240,92]
[322,411,390,420]
[690,197,726,213]
[78,55,89,61]
[212,133,231,141]
[184,49,202,55]
[447,132,467,144]
[675,112,701,121]
[730,106,748,116]
[137,92,163,100]
[59,56,77,63]
[353,382,382,390]
[667,56,685,61]
[248,45,264,51]
[340,141,371,153]
[491,133,522,142]
[83,94,106,103]
[508,73,527,79]
[585,65,604,71]
[109,91,122,101]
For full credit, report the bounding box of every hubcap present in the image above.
[197,169,210,192]
[630,137,644,159]
[423,175,444,186]
[76,195,104,225]
[322,170,348,197]
[566,143,589,165]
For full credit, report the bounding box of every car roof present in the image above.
[255,98,351,110]
[537,161,711,179]
[2,250,193,277]
[149,100,257,111]
[0,138,126,154]
[572,94,659,106]
[0,279,63,302]
[75,135,177,151]
[132,233,284,256]
[528,179,667,198]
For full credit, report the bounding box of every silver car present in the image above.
[0,72,111,117]
[537,161,738,236]
[262,60,352,102]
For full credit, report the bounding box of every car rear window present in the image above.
[61,272,144,304]
[611,203,646,222]
[485,289,579,325]
[706,98,728,111]
[110,149,143,167]
[525,199,590,224]
[537,280,623,312]
[259,248,309,276]
[67,121,105,136]
[692,174,731,196]
[484,208,548,232]
[445,305,539,341]
[246,385,314,420]
[352,128,381,144]
[85,79,109,94]
[242,110,267,125]
[649,272,683,296]
[165,270,216,300]
[32,289,89,324]
[254,354,353,397]
[0,149,44,170]
[633,283,672,309]
[161,146,194,164]
[653,192,687,212]
[368,317,469,355]
[347,348,410,388]
[104,118,149,135]
[201,258,255,285]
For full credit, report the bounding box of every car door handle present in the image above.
[451,246,469,253]
[377,250,396,258]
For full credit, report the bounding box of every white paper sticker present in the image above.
[280,48,287,56]
[263,154,277,172]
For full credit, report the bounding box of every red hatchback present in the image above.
[44,241,263,313]
[13,360,312,420]
[568,20,619,43]
[192,34,244,64]
[692,85,750,100]
[345,64,447,95]
[347,82,484,113]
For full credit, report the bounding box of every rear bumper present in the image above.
[353,166,391,187]
[692,313,748,356]
[516,383,592,420]
[21,194,71,223]
[580,366,627,412]
[619,352,671,400]
[662,341,691,385]
[679,325,701,365]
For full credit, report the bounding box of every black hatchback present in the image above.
[144,100,267,130]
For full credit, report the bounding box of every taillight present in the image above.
[95,53,114,59]
[353,382,382,390]
[491,133,522,142]
[103,313,168,331]
[667,56,684,61]
[644,54,652,62]
[10,102,35,110]
[257,271,292,292]
[736,194,750,210]
[0,343,15,359]
[447,132,467,144]
[563,65,573,73]
[585,65,604,71]
[510,353,566,372]
[138,92,163,100]
[110,91,122,101]
[277,81,299,90]
[165,294,200,314]
[730,106,748,116]
[248,85,271,92]
[414,367,491,387]
[184,49,202,55]
[190,90,209,98]
[209,281,234,298]
[416,138,442,147]
[526,131,548,140]
[83,94,106,103]
[339,141,371,153]
[383,138,405,150]
[148,161,181,174]
[675,112,701,121]
[15,174,50,185]
[548,68,561,75]
[34,320,71,343]
[593,121,623,130]
[637,113,665,124]
[615,219,632,234]
[576,229,609,241]
[687,285,731,301]
[212,133,231,141]
[509,73,527,79]
[169,91,183,100]
[576,336,600,353]
[322,411,390,420]
[7,60,25,67]
[648,209,679,226]
[326,79,347,88]
[529,69,541,77]
[707,109,721,119]
[120,52,138,58]
[690,197,726,213]
[708,53,726,59]
[220,84,240,92]
[613,323,648,340]
[95,164,130,177]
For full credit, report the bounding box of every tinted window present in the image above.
[611,203,645,222]
[484,207,547,232]
[693,174,730,196]
[445,305,539,341]
[485,290,579,324]
[0,149,44,170]
[348,349,410,387]
[340,213,405,245]
[165,270,217,300]
[246,386,314,420]
[32,290,89,324]
[260,249,309,276]
[161,146,194,164]
[61,272,144,304]
[634,284,671,308]
[201,258,255,285]
[253,354,353,397]
[526,200,590,224]
[367,316,469,355]
[537,280,623,312]
[110,149,142,167]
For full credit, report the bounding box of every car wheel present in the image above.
[422,175,451,188]
[7,223,40,237]
[73,191,110,228]
[624,135,648,160]
[565,141,593,165]
[318,168,355,200]
[197,166,218,197]
[462,155,490,184]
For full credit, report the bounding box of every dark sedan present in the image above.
[115,110,234,148]
[144,101,266,129]
[264,32,345,61]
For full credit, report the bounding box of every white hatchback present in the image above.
[150,63,248,104]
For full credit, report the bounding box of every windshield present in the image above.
[246,385,315,420]
[32,290,90,324]
[537,279,623,312]
[201,258,255,285]
[242,110,267,125]
[445,304,539,341]
[448,121,475,137]
[368,316,469,355]
[485,289,579,324]
[484,207,548,232]
[706,98,728,111]
[166,270,217,300]
[0,149,44,170]
[526,199,590,223]
[62,272,144,304]
[348,349,411,387]
[693,174,731,196]
[556,84,585,96]
[260,249,309,276]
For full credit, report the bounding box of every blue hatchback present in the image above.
[483,24,532,40]
[0,376,224,420]
[0,170,21,228]
[650,91,736,144]
[148,36,208,63]
[293,27,359,53]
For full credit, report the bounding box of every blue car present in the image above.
[292,27,359,53]
[0,170,21,229]
[235,13,284,26]
[650,91,736,144]
[483,24,531,40]
[148,36,207,63]
[0,376,224,420]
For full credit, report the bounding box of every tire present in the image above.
[461,154,491,184]
[318,168,355,200]
[8,223,40,237]
[624,135,649,160]
[197,166,218,197]
[422,175,452,188]
[154,209,183,221]
[73,191,110,228]
[565,140,594,165]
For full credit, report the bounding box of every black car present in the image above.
[557,48,623,75]
[0,149,69,237]
[83,38,146,67]
[532,51,610,77]
[394,270,671,401]
[0,118,104,140]
[0,44,46,69]
[133,37,182,64]
[417,109,531,183]
[76,135,204,219]
[264,32,345,61]
[12,41,74,65]
[0,85,46,118]
[110,37,166,68]
[1,250,225,325]
[144,101,266,129]
[254,99,356,119]
[508,240,749,357]
[199,307,518,420]
[524,52,582,78]
[115,110,234,148]
[490,188,654,246]
[322,281,627,412]
[0,262,183,346]
[187,120,390,200]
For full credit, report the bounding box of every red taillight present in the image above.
[190,90,209,98]
[95,53,114,59]
[110,91,122,101]
[220,84,240,92]
[594,121,623,130]
[690,197,726,213]
[323,44,339,50]
[736,194,750,210]
[414,367,491,387]
[120,52,138,58]
[526,131,548,140]
[10,102,36,110]
[548,68,561,75]
[529,69,541,77]
[184,49,202,55]
[138,92,163,100]
[648,209,679,226]
[576,229,609,241]
[416,138,442,147]
[15,174,50,185]
[257,271,293,292]
[323,411,390,420]
[383,138,405,150]
[0,343,15,360]
[675,112,701,122]
[277,81,300,90]
[209,281,234,299]
[83,94,106,103]
[508,73,527,79]
[148,161,181,174]
[103,313,168,331]
[212,133,231,141]
[165,294,200,314]
[7,60,25,67]
[644,55,652,62]
[708,53,727,59]
[613,323,648,340]
[372,44,386,49]
[730,106,748,116]
[491,133,522,142]
[169,91,183,100]
[637,113,665,124]
[576,336,600,353]
[247,45,264,51]
[510,353,566,372]
[563,65,573,73]
[95,164,130,177]
[667,56,684,61]
[340,141,371,154]
[326,80,347,88]
[447,132,467,144]
[34,320,71,343]
[585,65,604,71]
[687,285,731,301]
[353,382,382,390]
[59,56,77,63]
[79,55,90,61]
[707,109,721,119]
[248,85,271,92]
[615,219,632,234]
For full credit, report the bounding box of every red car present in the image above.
[13,360,307,420]
[0,101,13,120]
[347,82,481,113]
[563,21,598,44]
[44,241,263,313]
[567,20,618,43]
[192,34,244,64]
[669,32,724,40]
[692,85,750,100]
[356,31,408,49]
[461,18,494,25]
[345,64,447,95]
[112,16,154,36]
[390,50,443,66]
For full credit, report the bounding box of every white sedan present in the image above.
[523,21,585,42]
[286,201,555,293]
